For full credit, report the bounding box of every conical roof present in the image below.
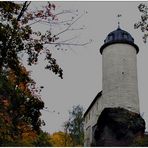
[100,27,139,54]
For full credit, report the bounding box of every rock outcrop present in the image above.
[94,107,145,146]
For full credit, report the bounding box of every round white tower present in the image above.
[100,27,140,113]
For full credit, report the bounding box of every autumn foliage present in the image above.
[0,1,86,146]
[0,1,60,146]
[49,131,73,147]
[0,65,46,146]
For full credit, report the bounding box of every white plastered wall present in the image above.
[102,43,139,113]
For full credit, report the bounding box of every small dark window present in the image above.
[88,113,90,120]
[123,33,128,39]
[108,35,113,41]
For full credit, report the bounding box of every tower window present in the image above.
[88,113,90,120]
[108,34,113,41]
[123,33,128,39]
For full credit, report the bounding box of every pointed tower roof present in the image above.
[100,27,139,54]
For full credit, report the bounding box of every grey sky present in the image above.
[25,1,148,134]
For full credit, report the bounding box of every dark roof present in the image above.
[100,27,139,54]
[83,91,102,118]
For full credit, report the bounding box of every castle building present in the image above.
[83,26,140,146]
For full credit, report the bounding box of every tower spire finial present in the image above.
[117,14,122,29]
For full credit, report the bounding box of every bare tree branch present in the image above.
[68,28,84,31]
[54,10,76,16]
[40,19,73,25]
[59,35,79,43]
[17,1,31,21]
[28,19,41,26]
[54,13,84,37]
[45,40,92,46]
[28,18,74,27]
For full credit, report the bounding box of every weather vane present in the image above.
[117,14,122,28]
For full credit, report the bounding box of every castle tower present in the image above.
[100,26,140,113]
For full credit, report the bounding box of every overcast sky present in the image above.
[25,1,148,134]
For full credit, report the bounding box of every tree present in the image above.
[50,131,73,147]
[33,131,52,147]
[0,65,45,146]
[64,105,84,146]
[0,1,63,78]
[134,3,148,43]
[0,1,89,79]
[0,3,64,141]
[0,1,87,146]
